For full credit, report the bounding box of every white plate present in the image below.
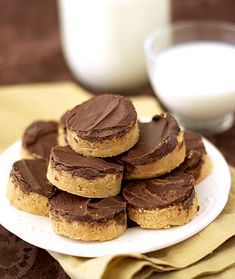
[0,139,231,257]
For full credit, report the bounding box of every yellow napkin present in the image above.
[1,82,235,279]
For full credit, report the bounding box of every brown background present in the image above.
[1,0,235,85]
[0,1,235,278]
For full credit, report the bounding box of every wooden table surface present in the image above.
[0,1,235,278]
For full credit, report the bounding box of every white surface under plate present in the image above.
[0,139,231,257]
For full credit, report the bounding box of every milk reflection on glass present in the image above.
[145,23,235,134]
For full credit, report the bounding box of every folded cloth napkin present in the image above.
[0,82,235,279]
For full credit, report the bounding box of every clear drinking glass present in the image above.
[145,21,235,135]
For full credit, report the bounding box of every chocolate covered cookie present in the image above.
[47,146,123,198]
[21,121,58,161]
[119,113,186,179]
[123,173,198,229]
[66,94,139,157]
[49,192,127,241]
[176,131,211,184]
[7,159,56,216]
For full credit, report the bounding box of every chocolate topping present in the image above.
[123,172,195,210]
[176,131,206,179]
[119,113,180,165]
[185,131,206,155]
[49,192,126,223]
[11,159,56,198]
[66,94,137,141]
[50,145,123,180]
[22,121,58,160]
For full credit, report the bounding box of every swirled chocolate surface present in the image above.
[123,172,195,210]
[50,145,123,179]
[22,121,58,160]
[11,159,56,197]
[119,113,181,165]
[66,94,137,141]
[49,192,126,223]
[176,131,206,179]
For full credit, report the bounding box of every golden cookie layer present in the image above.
[49,212,127,241]
[67,120,139,157]
[128,195,198,229]
[47,162,122,198]
[7,178,49,216]
[124,131,186,179]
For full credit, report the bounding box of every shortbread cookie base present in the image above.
[124,131,186,180]
[58,126,67,146]
[47,162,122,198]
[49,212,127,241]
[6,178,49,216]
[66,121,139,157]
[128,195,198,229]
[196,154,212,184]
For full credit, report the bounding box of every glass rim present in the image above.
[144,20,235,60]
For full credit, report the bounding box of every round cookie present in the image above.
[49,192,127,241]
[119,113,186,179]
[47,145,124,198]
[58,111,69,146]
[176,131,211,184]
[66,94,139,157]
[7,159,56,216]
[123,173,198,229]
[21,121,58,161]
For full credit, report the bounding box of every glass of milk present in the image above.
[58,0,170,92]
[145,21,235,135]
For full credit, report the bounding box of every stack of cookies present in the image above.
[6,94,211,241]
